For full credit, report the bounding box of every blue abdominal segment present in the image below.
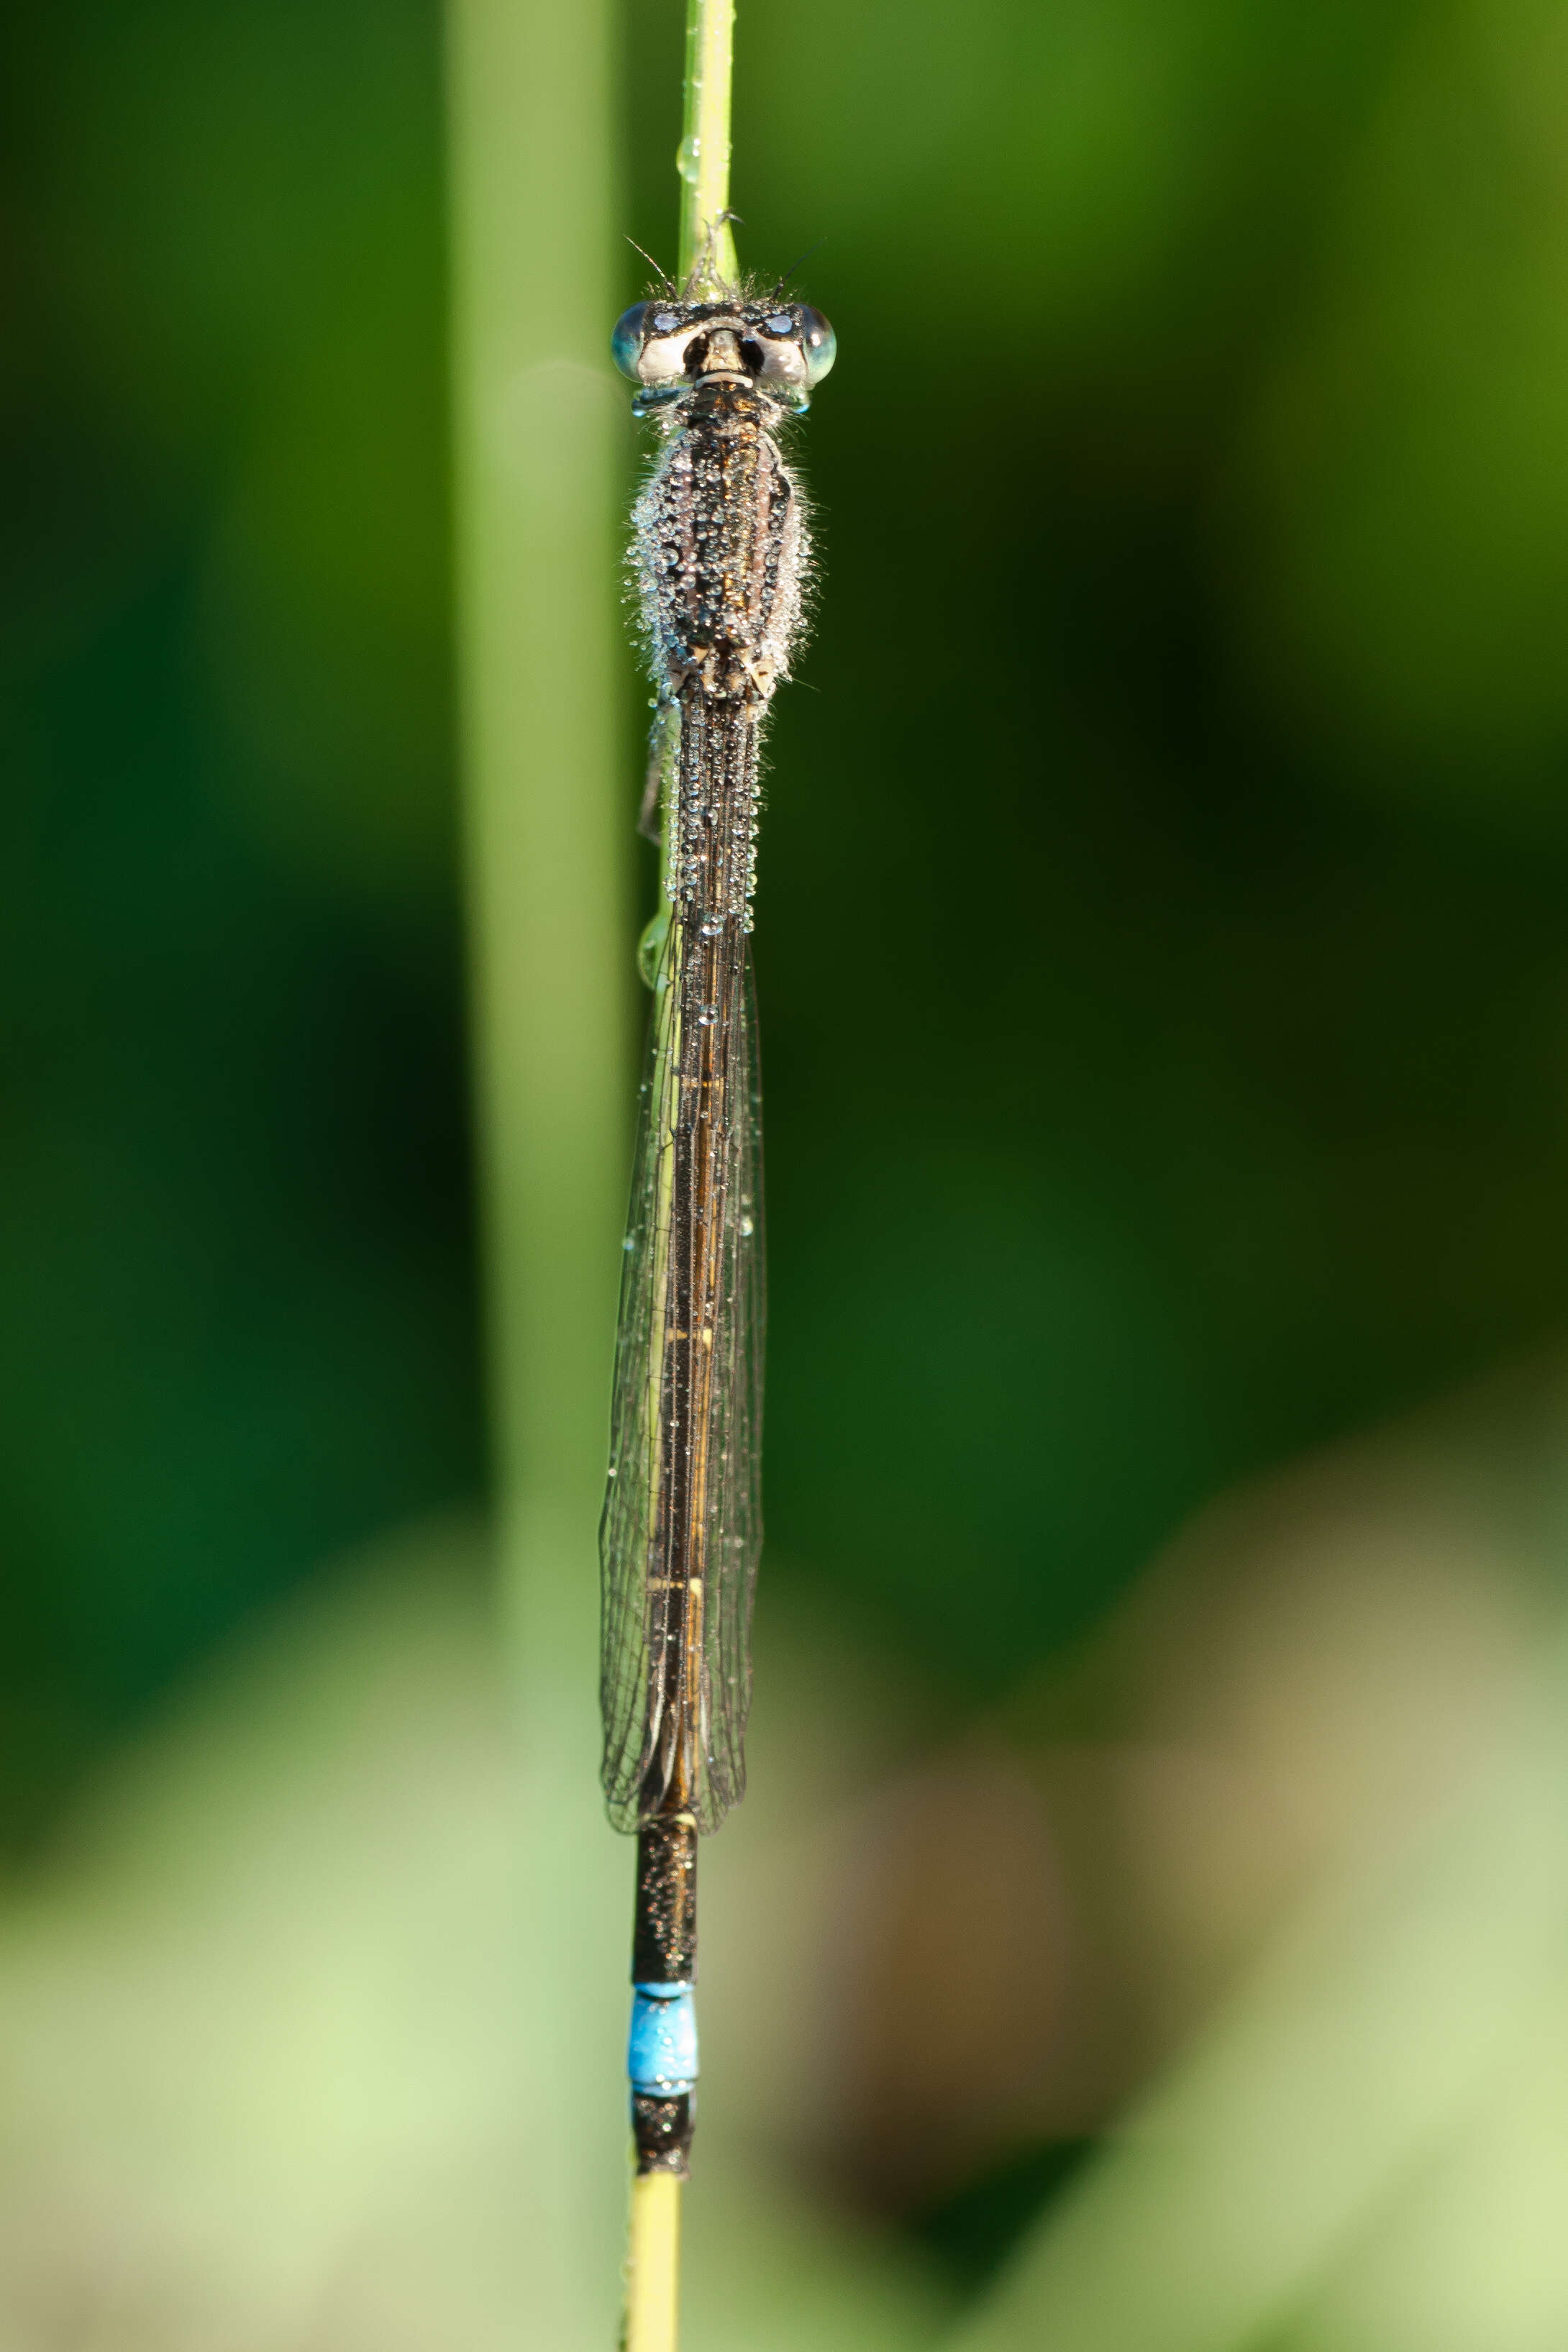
[628,1984,699,2095]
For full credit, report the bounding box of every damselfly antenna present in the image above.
[767,235,828,302]
[625,234,678,298]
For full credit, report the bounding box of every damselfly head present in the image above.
[611,298,836,409]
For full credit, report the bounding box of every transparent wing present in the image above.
[598,911,764,1835]
[701,949,763,1820]
[598,933,676,1824]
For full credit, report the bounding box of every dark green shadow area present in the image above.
[907,2138,1100,2298]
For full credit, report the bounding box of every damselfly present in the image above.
[600,276,836,2186]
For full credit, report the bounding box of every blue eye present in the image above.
[798,306,836,386]
[611,303,652,378]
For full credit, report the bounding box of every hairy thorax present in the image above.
[635,377,808,711]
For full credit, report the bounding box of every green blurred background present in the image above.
[8,0,1568,2341]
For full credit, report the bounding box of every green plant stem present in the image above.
[447,0,626,1683]
[447,0,629,2333]
[678,0,739,291]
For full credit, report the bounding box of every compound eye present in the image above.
[797,305,836,386]
[611,303,652,378]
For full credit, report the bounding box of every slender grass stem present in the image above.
[626,2170,682,2350]
[678,0,739,291]
[623,14,744,2346]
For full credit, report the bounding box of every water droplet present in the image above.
[698,916,723,938]
[637,910,670,987]
[623,1236,637,1252]
[739,1215,755,1238]
[696,1004,718,1026]
[676,135,700,184]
